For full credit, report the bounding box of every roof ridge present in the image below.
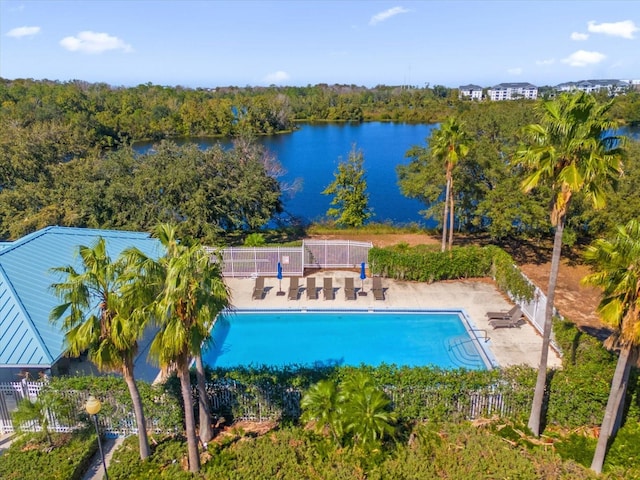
[0,226,152,258]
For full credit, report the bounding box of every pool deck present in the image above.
[224,271,562,370]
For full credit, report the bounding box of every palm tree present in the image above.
[581,220,640,473]
[140,224,230,473]
[430,117,470,252]
[300,373,396,450]
[49,238,151,459]
[340,373,396,449]
[516,91,625,436]
[11,389,73,446]
[300,379,343,445]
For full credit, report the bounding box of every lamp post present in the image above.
[85,395,109,480]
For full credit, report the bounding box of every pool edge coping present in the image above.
[217,307,500,371]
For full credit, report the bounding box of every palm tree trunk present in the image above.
[591,345,637,474]
[448,183,454,251]
[195,354,213,443]
[528,216,564,436]
[122,360,151,460]
[441,177,451,252]
[178,360,200,473]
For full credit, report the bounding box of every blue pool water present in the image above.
[202,310,493,370]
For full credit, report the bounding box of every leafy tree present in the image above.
[581,219,640,473]
[49,238,152,459]
[322,145,372,227]
[515,91,626,437]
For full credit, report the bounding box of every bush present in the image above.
[368,244,534,302]
[0,430,97,480]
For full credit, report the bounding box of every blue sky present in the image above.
[1,0,638,88]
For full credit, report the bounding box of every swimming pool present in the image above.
[202,309,497,370]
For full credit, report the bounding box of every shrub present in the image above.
[368,244,534,302]
[0,430,97,480]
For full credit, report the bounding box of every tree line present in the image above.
[1,77,639,245]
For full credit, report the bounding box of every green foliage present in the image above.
[368,243,534,302]
[603,420,640,475]
[101,422,614,479]
[0,430,98,480]
[301,373,397,450]
[10,388,75,445]
[46,375,183,433]
[243,232,266,246]
[322,145,373,227]
[199,364,536,425]
[105,435,194,480]
[0,138,284,242]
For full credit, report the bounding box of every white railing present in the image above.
[215,240,372,277]
[508,272,560,354]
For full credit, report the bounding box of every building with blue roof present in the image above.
[0,226,163,382]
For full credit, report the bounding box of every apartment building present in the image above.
[458,84,483,100]
[488,82,538,101]
[555,79,630,95]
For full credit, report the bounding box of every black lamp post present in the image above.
[85,395,109,480]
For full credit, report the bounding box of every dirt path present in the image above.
[309,232,608,337]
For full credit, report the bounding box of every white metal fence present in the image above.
[1,380,529,435]
[0,381,38,434]
[511,272,560,352]
[217,240,372,277]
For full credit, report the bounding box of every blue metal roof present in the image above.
[0,226,163,368]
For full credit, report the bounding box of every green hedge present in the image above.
[194,364,536,424]
[368,244,534,301]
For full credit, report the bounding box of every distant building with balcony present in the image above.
[458,84,483,100]
[488,83,538,101]
[555,79,630,96]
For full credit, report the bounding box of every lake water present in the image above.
[134,123,639,226]
[135,122,437,225]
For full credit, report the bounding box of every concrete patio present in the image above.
[224,271,562,370]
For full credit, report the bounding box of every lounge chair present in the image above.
[486,305,519,320]
[344,277,356,300]
[288,277,300,300]
[488,307,524,329]
[252,276,265,300]
[306,277,318,299]
[372,276,385,301]
[323,277,335,300]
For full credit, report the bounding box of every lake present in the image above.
[135,122,438,226]
[134,123,640,226]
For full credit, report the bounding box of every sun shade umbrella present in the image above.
[360,262,366,294]
[277,261,284,295]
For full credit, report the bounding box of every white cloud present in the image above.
[6,26,40,38]
[264,70,290,84]
[507,67,523,75]
[369,6,409,26]
[570,32,589,41]
[587,20,638,39]
[562,50,606,67]
[60,31,132,54]
[536,58,555,66]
